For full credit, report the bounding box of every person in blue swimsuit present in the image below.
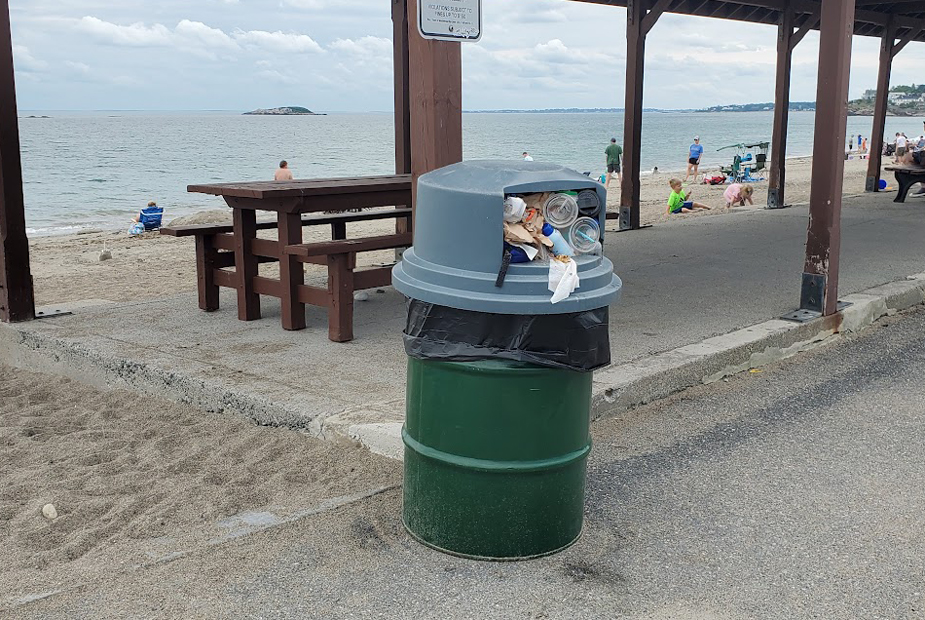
[685,136,704,182]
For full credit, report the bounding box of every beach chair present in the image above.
[139,205,164,230]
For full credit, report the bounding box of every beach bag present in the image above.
[139,205,164,230]
[128,222,145,236]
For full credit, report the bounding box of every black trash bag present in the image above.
[403,300,611,372]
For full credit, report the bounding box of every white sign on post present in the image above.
[418,0,482,43]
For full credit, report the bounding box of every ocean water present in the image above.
[17,110,925,235]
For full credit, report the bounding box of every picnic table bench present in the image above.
[883,165,925,203]
[165,175,412,342]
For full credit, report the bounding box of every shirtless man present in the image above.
[274,160,294,181]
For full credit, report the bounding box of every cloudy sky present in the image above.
[9,0,925,111]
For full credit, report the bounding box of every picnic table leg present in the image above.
[331,221,347,240]
[327,253,354,342]
[194,235,219,311]
[233,208,261,320]
[279,212,306,330]
[894,172,913,203]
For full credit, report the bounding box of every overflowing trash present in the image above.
[501,191,602,303]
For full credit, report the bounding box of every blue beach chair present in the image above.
[138,204,164,230]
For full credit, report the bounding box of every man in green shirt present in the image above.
[604,138,623,189]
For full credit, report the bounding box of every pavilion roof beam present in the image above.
[791,7,821,48]
[568,0,925,42]
[892,26,923,55]
[642,0,676,34]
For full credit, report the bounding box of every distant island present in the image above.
[243,106,325,116]
[696,102,816,113]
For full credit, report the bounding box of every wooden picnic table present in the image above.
[184,175,412,341]
[883,165,925,203]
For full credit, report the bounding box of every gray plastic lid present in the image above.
[391,160,621,315]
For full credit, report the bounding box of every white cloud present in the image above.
[280,0,324,7]
[175,19,238,51]
[256,68,299,85]
[12,44,48,71]
[329,36,391,57]
[76,16,172,46]
[64,60,91,74]
[232,29,323,54]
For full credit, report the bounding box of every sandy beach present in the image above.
[25,156,879,307]
[0,363,401,609]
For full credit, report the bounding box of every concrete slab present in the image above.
[2,193,924,458]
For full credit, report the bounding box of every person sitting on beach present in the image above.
[522,152,534,162]
[723,183,754,208]
[274,160,294,181]
[667,178,710,214]
[129,201,163,235]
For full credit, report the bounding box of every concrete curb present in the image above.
[2,272,924,460]
[591,271,925,420]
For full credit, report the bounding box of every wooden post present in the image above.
[392,0,413,242]
[0,0,35,323]
[194,235,220,311]
[278,212,305,330]
[619,0,646,230]
[768,7,818,209]
[392,0,412,177]
[232,207,261,321]
[767,8,794,209]
[865,21,896,192]
[406,0,463,214]
[800,0,855,317]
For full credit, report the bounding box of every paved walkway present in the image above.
[14,304,925,619]
[5,192,925,436]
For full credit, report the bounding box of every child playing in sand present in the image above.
[667,178,710,214]
[723,183,754,208]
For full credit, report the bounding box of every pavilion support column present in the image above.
[392,0,412,239]
[619,0,668,230]
[392,0,411,177]
[767,8,794,209]
[768,7,817,209]
[406,0,462,216]
[0,0,35,323]
[799,0,855,317]
[865,21,897,192]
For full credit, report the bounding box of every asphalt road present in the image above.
[12,306,925,619]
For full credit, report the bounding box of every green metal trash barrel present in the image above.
[392,161,621,560]
[402,357,592,559]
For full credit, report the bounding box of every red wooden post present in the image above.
[232,207,261,320]
[278,211,305,330]
[801,0,856,316]
[327,253,354,342]
[767,7,795,209]
[619,0,645,231]
[406,0,463,213]
[392,0,413,241]
[0,0,35,323]
[866,21,896,193]
[392,0,412,178]
[194,235,220,311]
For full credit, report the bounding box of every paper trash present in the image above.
[548,258,579,304]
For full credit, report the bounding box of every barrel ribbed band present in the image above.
[402,426,590,474]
